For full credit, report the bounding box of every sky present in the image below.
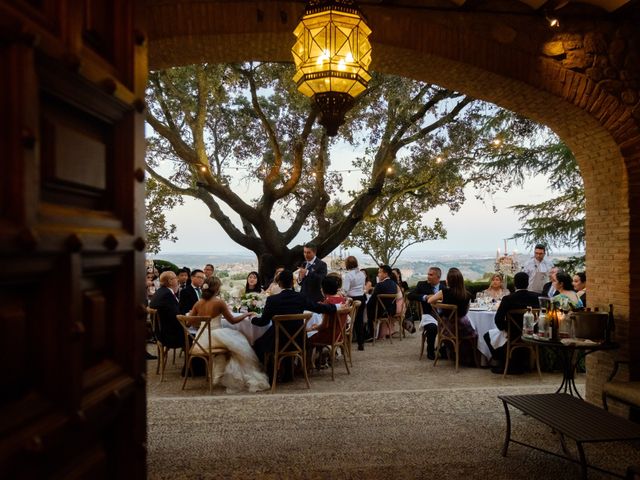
[157,140,556,257]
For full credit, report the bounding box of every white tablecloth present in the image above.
[222,311,324,345]
[467,309,497,361]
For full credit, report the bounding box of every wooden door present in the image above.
[0,1,147,477]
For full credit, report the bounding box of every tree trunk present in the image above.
[256,246,306,289]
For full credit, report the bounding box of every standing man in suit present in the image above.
[366,265,398,340]
[179,269,206,314]
[251,270,337,382]
[408,267,447,359]
[149,270,183,349]
[485,271,540,374]
[297,243,327,303]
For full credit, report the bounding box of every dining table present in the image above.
[467,307,499,364]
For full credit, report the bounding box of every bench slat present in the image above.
[499,393,640,443]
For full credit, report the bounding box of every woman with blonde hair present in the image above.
[483,273,510,301]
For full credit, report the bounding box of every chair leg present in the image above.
[534,346,542,380]
[172,348,176,365]
[160,347,169,382]
[342,345,350,375]
[182,356,191,390]
[271,355,279,393]
[302,352,311,389]
[503,345,511,377]
[330,346,335,381]
[155,343,162,375]
[454,340,459,373]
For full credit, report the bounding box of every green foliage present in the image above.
[554,255,586,274]
[344,204,446,266]
[152,259,179,273]
[472,130,585,253]
[231,272,248,281]
[217,270,230,278]
[145,177,183,254]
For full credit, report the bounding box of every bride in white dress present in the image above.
[189,277,270,393]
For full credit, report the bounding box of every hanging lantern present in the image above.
[292,0,372,136]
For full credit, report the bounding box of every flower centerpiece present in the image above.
[236,292,266,313]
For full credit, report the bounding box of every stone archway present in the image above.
[144,1,640,402]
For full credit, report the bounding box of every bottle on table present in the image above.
[523,307,535,337]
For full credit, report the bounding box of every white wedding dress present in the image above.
[193,316,270,393]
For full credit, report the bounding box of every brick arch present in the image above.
[146,1,640,401]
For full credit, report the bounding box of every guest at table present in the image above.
[367,265,398,340]
[485,271,540,374]
[573,272,587,307]
[146,271,159,302]
[179,269,206,314]
[342,256,367,351]
[149,271,183,349]
[243,271,263,295]
[483,273,510,301]
[265,267,285,296]
[552,272,583,309]
[251,270,337,383]
[190,277,256,325]
[308,276,348,346]
[408,267,446,360]
[428,268,475,339]
[428,268,476,364]
[541,266,561,298]
[177,267,190,298]
[187,277,269,392]
[362,269,374,295]
[391,267,414,334]
[392,268,409,293]
[203,263,215,283]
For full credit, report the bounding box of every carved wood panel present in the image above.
[0,1,147,478]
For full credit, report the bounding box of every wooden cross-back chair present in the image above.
[373,293,404,345]
[343,300,361,367]
[432,304,478,372]
[309,306,352,380]
[267,313,313,393]
[147,306,182,381]
[504,308,542,378]
[176,315,229,392]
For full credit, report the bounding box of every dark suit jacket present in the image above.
[408,280,447,316]
[178,284,199,314]
[367,278,398,320]
[541,282,557,298]
[149,286,183,348]
[494,289,540,333]
[298,258,328,303]
[251,289,336,362]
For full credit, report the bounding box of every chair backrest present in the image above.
[147,307,159,337]
[272,313,313,354]
[571,310,610,341]
[176,315,217,355]
[345,300,361,337]
[505,308,539,341]
[376,293,397,318]
[432,304,458,339]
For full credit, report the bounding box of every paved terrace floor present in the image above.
[146,332,640,479]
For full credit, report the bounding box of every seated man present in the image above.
[251,270,337,382]
[408,266,446,360]
[366,264,398,339]
[149,270,183,350]
[484,271,539,374]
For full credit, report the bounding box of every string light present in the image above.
[436,156,443,163]
[492,138,502,146]
[386,167,393,174]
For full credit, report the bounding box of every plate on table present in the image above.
[469,306,489,311]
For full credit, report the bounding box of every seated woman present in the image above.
[307,276,349,368]
[428,267,476,339]
[552,271,584,310]
[392,267,414,333]
[483,273,510,301]
[265,267,284,296]
[188,277,270,392]
[572,271,587,307]
[243,271,263,295]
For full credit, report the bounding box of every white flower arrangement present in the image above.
[238,292,266,313]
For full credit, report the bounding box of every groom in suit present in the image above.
[408,267,447,360]
[297,243,328,303]
[252,270,336,381]
[178,269,205,314]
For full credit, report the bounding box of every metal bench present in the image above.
[499,393,640,479]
